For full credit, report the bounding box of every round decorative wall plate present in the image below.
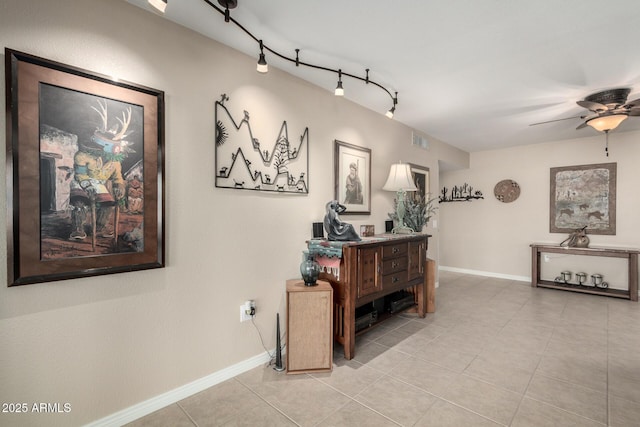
[494,179,520,203]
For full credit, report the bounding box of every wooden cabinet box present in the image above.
[286,279,333,374]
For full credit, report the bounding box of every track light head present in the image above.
[257,53,268,73]
[257,40,268,73]
[385,106,395,119]
[148,0,167,13]
[335,70,344,96]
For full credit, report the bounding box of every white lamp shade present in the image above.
[586,114,628,132]
[383,163,417,192]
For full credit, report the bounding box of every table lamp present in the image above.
[383,162,417,234]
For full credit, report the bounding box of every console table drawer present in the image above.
[382,257,408,274]
[382,272,406,288]
[383,243,407,259]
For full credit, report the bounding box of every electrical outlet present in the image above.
[239,300,256,322]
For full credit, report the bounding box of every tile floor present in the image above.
[127,271,640,426]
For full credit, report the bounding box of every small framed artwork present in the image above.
[5,49,165,285]
[550,162,616,235]
[334,140,371,215]
[407,163,430,201]
[360,225,375,237]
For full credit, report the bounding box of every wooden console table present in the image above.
[531,243,638,301]
[313,234,432,360]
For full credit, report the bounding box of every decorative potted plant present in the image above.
[389,193,438,233]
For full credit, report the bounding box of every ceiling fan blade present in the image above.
[627,108,640,116]
[576,121,589,130]
[529,115,584,126]
[577,100,608,112]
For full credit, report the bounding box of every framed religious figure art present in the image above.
[5,48,165,285]
[334,140,371,215]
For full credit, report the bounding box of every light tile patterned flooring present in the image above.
[127,271,640,426]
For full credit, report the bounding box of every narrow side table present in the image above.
[286,279,333,374]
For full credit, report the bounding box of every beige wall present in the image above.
[0,0,467,425]
[440,130,640,286]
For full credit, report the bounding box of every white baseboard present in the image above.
[439,265,530,283]
[85,350,274,427]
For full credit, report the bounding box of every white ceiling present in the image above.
[128,0,640,152]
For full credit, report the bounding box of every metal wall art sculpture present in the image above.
[215,95,309,194]
[439,183,484,203]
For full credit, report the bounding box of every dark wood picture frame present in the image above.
[549,162,616,235]
[334,140,371,215]
[5,49,165,286]
[407,163,430,201]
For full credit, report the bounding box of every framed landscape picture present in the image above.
[550,162,616,235]
[5,49,165,285]
[334,140,371,215]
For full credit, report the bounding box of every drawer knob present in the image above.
[392,276,399,283]
[392,247,399,254]
[392,261,399,268]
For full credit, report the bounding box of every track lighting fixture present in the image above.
[204,0,398,118]
[256,40,268,73]
[148,0,167,13]
[335,70,344,96]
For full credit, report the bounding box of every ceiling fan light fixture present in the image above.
[586,114,628,132]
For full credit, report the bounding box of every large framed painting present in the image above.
[334,140,371,215]
[5,49,165,286]
[550,162,616,235]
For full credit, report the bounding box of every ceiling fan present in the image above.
[575,88,640,131]
[530,88,640,156]
[531,88,640,131]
